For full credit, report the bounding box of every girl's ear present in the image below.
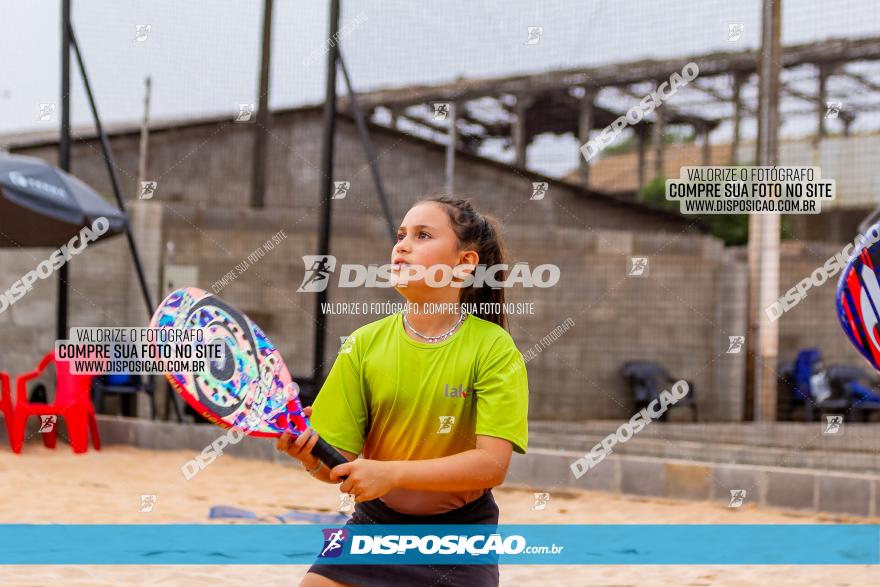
[458,249,479,269]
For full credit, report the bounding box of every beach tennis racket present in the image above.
[149,287,349,470]
[836,225,880,371]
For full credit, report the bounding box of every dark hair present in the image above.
[417,195,508,329]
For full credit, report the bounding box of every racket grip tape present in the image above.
[313,437,350,475]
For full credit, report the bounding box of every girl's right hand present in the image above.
[275,406,321,469]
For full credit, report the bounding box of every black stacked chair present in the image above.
[621,361,697,422]
[91,374,156,420]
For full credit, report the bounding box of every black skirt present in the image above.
[306,490,500,587]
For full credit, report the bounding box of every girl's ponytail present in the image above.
[420,195,508,330]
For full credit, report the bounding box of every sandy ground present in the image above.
[0,445,877,586]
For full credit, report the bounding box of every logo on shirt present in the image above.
[443,383,472,398]
[319,528,349,558]
[437,416,455,434]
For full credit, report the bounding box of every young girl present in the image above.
[277,196,529,587]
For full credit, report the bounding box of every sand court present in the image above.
[0,446,877,586]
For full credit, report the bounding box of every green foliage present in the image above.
[603,137,636,156]
[639,175,677,211]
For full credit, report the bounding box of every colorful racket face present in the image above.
[836,225,880,371]
[149,287,308,438]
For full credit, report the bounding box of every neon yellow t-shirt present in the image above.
[310,310,529,514]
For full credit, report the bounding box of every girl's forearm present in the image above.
[391,449,507,492]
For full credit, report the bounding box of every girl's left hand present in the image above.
[329,459,398,502]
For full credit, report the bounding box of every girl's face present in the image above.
[391,202,478,294]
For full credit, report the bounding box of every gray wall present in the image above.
[1,109,861,421]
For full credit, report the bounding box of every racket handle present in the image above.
[313,437,350,476]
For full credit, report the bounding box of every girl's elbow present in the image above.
[486,469,508,488]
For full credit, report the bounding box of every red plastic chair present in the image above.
[1,371,11,446]
[10,352,101,454]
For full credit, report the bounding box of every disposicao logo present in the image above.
[298,255,560,292]
[319,528,349,558]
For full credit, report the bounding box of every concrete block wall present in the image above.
[93,416,292,466]
[0,236,132,376]
[508,449,880,518]
[10,110,699,231]
[772,240,868,368]
[1,109,865,421]
[532,420,880,451]
[726,240,870,420]
[3,415,875,517]
[530,421,880,474]
[154,203,737,420]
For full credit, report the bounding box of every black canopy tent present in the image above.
[0,151,153,326]
[0,154,126,247]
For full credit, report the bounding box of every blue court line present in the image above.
[0,524,877,565]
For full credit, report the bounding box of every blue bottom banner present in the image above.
[0,524,877,565]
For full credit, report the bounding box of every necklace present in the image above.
[402,310,467,343]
